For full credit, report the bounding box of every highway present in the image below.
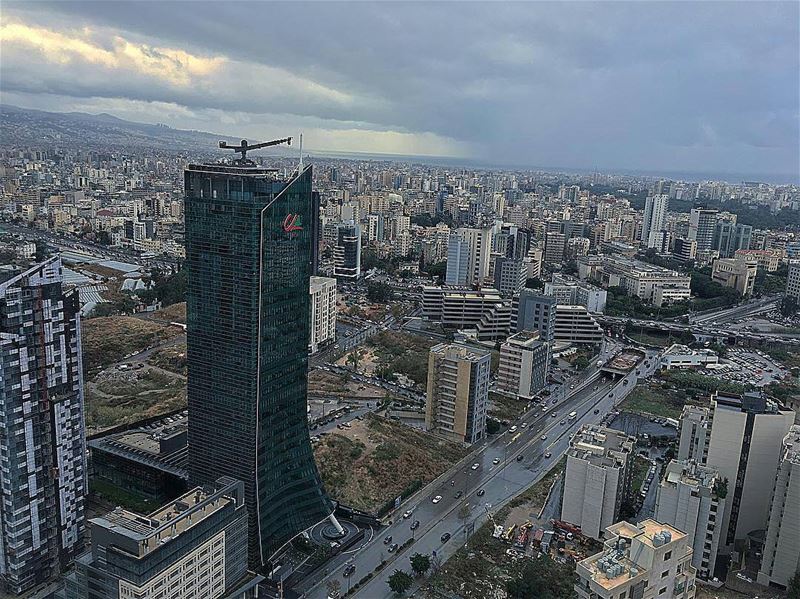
[297,345,662,599]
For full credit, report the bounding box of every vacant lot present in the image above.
[362,331,438,387]
[85,367,186,433]
[313,413,467,513]
[151,302,187,323]
[488,392,529,423]
[82,316,181,372]
[147,343,188,376]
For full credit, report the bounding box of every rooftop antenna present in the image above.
[298,133,304,172]
[218,137,292,165]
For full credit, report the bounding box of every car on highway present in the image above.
[471,463,479,470]
[403,510,413,519]
[594,409,600,414]
[476,489,485,497]
[508,425,518,433]
[440,532,451,543]
[551,412,558,418]
[521,422,528,428]
[432,495,442,504]
[410,520,420,530]
[540,434,547,441]
[383,535,393,545]
[344,564,356,577]
[560,419,566,425]
[492,457,501,465]
[544,452,552,458]
[454,491,463,499]
[388,543,399,553]
[516,454,524,462]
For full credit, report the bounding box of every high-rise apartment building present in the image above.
[786,260,800,302]
[688,208,718,252]
[493,256,527,297]
[334,222,362,278]
[655,459,727,579]
[61,478,262,599]
[309,276,336,354]
[544,230,566,264]
[642,194,668,249]
[0,257,87,595]
[425,343,491,444]
[185,162,333,566]
[496,331,549,400]
[562,425,635,540]
[575,520,697,599]
[445,228,493,286]
[678,392,795,554]
[511,290,556,342]
[758,426,800,589]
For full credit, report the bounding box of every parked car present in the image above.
[410,520,420,530]
[432,495,442,504]
[440,532,451,543]
[383,535,393,545]
[476,489,485,497]
[388,543,399,553]
[344,564,356,577]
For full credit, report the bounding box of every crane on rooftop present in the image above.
[218,137,292,165]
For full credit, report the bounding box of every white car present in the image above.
[402,510,413,519]
[492,458,501,465]
[432,495,442,504]
[521,422,528,428]
[471,463,479,470]
[540,434,547,441]
[508,426,518,434]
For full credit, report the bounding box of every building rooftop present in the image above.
[782,425,800,465]
[662,459,720,490]
[569,425,634,468]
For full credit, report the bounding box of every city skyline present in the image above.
[1,1,798,181]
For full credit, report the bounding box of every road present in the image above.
[297,346,662,598]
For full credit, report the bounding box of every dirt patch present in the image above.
[488,392,529,423]
[151,302,186,323]
[147,343,188,376]
[82,316,181,372]
[313,413,468,513]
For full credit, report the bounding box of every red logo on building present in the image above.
[282,213,303,233]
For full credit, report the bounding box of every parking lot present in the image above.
[700,348,787,387]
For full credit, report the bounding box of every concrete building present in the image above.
[688,208,718,252]
[642,194,669,249]
[0,258,87,595]
[673,237,697,262]
[511,289,556,343]
[309,276,337,353]
[660,344,720,370]
[787,260,800,303]
[758,426,800,589]
[713,223,752,258]
[554,305,604,346]
[544,230,566,264]
[334,222,362,278]
[496,331,549,400]
[734,249,782,272]
[60,478,262,599]
[493,256,527,297]
[445,227,493,286]
[544,274,607,313]
[422,286,508,332]
[575,519,697,599]
[425,344,491,444]
[562,425,635,540]
[711,256,757,296]
[679,392,795,554]
[656,460,728,579]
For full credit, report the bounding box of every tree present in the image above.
[409,553,431,577]
[346,349,364,372]
[525,277,544,290]
[34,240,50,262]
[325,579,341,598]
[574,355,589,371]
[366,281,394,303]
[787,568,800,599]
[782,296,799,317]
[506,556,575,599]
[387,569,414,595]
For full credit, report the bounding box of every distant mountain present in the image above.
[0,104,265,153]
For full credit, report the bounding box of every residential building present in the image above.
[656,459,728,578]
[679,392,795,554]
[425,344,491,444]
[334,222,362,278]
[309,276,337,353]
[553,304,604,345]
[496,331,549,400]
[711,256,757,296]
[673,237,697,262]
[734,248,782,272]
[566,236,590,259]
[0,257,87,595]
[525,246,543,280]
[445,227,493,286]
[575,520,697,599]
[445,232,469,285]
[642,194,669,249]
[511,289,556,343]
[562,425,635,540]
[758,426,800,589]
[493,256,528,297]
[659,344,720,370]
[60,478,262,599]
[787,260,800,302]
[544,230,566,264]
[544,274,607,313]
[688,208,718,252]
[713,222,752,258]
[185,162,334,567]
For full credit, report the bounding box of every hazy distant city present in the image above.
[1,2,799,599]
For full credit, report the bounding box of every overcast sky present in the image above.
[1,1,798,180]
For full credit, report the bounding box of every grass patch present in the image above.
[488,392,529,423]
[508,456,567,512]
[82,316,181,372]
[89,478,160,514]
[367,331,437,386]
[630,455,651,495]
[151,302,186,323]
[620,385,688,419]
[627,330,680,348]
[147,343,188,375]
[313,413,467,513]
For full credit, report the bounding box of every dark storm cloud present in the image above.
[1,1,798,177]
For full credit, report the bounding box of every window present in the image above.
[663,550,672,560]
[659,587,667,595]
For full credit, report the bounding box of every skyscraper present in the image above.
[0,257,87,594]
[333,222,362,278]
[445,228,493,286]
[642,194,668,249]
[184,161,333,567]
[688,208,718,252]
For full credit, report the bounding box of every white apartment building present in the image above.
[786,260,800,302]
[642,194,669,249]
[758,425,800,589]
[496,331,549,400]
[562,425,635,540]
[656,459,727,579]
[734,248,783,272]
[575,520,697,599]
[493,256,527,297]
[425,344,491,444]
[688,208,718,252]
[309,276,337,353]
[445,227,493,286]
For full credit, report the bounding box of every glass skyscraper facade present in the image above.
[184,163,331,567]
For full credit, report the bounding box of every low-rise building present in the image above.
[734,248,783,272]
[496,331,549,400]
[711,256,757,296]
[562,425,635,540]
[575,519,697,599]
[422,286,510,341]
[656,459,728,579]
[758,425,800,589]
[553,304,604,346]
[60,477,262,599]
[309,276,337,353]
[659,344,719,370]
